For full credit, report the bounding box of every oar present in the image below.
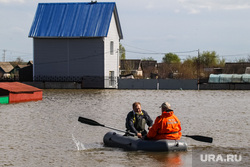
[78,116,134,136]
[183,135,213,143]
[78,117,213,143]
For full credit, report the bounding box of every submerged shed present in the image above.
[0,82,42,104]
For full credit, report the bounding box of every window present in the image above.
[110,41,114,55]
[109,71,115,87]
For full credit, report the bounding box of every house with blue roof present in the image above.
[29,2,123,88]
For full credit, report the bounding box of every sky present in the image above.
[0,0,250,63]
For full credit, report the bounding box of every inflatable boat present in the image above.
[103,131,188,152]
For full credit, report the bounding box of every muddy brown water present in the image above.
[1,89,249,166]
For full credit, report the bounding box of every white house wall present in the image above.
[104,13,120,88]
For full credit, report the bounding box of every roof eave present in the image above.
[113,4,123,39]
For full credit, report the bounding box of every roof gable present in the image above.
[120,59,142,70]
[0,62,14,73]
[141,60,157,69]
[29,2,123,38]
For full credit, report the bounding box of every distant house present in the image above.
[8,61,33,81]
[18,61,33,82]
[0,62,14,79]
[120,60,158,79]
[19,65,33,82]
[157,63,169,79]
[224,63,250,74]
[120,59,142,77]
[29,2,123,88]
[11,64,29,77]
[141,60,158,79]
[27,61,33,66]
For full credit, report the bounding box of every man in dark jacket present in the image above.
[125,102,153,138]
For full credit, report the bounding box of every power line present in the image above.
[0,49,32,62]
[0,49,32,55]
[121,42,250,58]
[122,43,198,55]
[126,49,198,55]
[122,43,160,53]
[220,53,250,57]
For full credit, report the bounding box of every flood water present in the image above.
[0,89,249,167]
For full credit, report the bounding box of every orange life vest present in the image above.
[147,110,182,140]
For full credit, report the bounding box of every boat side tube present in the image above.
[103,131,188,152]
[137,139,188,152]
[103,131,139,151]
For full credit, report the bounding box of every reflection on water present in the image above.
[142,152,186,167]
[0,89,249,167]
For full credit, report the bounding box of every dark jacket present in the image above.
[125,110,153,135]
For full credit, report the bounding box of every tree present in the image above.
[162,53,181,64]
[180,57,197,79]
[119,44,126,60]
[199,51,220,67]
[217,58,225,67]
[10,56,25,67]
[159,53,181,78]
[142,57,155,61]
[15,57,24,63]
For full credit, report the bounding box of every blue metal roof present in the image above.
[28,2,123,38]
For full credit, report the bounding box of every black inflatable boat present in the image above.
[103,131,188,152]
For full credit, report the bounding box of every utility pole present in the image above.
[2,49,6,62]
[197,49,200,90]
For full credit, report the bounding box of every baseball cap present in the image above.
[160,102,171,109]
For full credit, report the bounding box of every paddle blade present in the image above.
[78,117,104,127]
[184,135,213,143]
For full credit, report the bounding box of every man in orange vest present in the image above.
[146,102,182,140]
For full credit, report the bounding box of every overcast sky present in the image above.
[0,0,250,62]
